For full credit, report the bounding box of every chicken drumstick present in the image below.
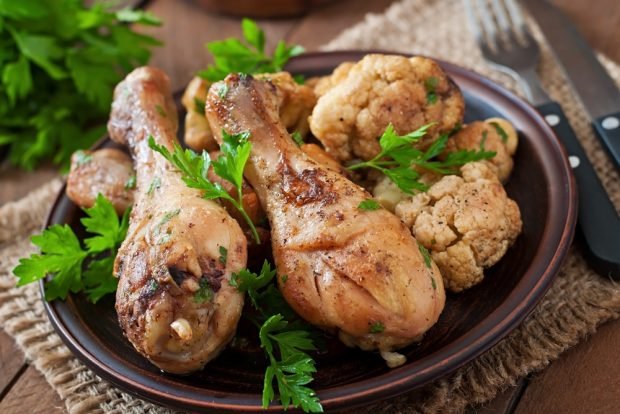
[206,74,445,362]
[108,67,247,374]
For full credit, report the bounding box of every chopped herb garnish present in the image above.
[198,18,304,82]
[369,321,385,333]
[13,194,130,303]
[194,278,214,303]
[75,150,93,166]
[418,243,432,269]
[194,97,206,114]
[347,123,496,194]
[155,104,166,117]
[124,175,136,190]
[147,176,161,194]
[219,246,228,265]
[154,209,180,237]
[489,122,509,143]
[291,131,304,146]
[216,83,229,99]
[425,77,439,105]
[281,274,288,284]
[430,276,437,290]
[357,199,382,211]
[146,279,158,295]
[149,133,261,244]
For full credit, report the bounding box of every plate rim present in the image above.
[40,50,578,412]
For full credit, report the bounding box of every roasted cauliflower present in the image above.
[181,76,218,152]
[394,162,522,292]
[309,54,465,162]
[445,118,518,182]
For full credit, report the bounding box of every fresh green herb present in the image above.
[147,176,161,195]
[146,279,159,295]
[219,246,228,265]
[0,2,161,170]
[155,104,166,117]
[418,243,432,269]
[489,121,509,143]
[425,77,439,105]
[13,194,130,302]
[148,133,260,243]
[124,175,136,190]
[430,276,437,290]
[194,97,206,114]
[198,18,304,82]
[480,130,489,150]
[260,315,323,413]
[194,278,214,304]
[154,209,180,234]
[74,150,93,166]
[291,131,304,146]
[347,123,496,194]
[370,321,385,333]
[357,199,382,211]
[281,275,288,284]
[216,83,229,99]
[231,261,321,412]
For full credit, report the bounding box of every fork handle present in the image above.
[536,101,620,280]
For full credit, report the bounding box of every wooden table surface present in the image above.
[1,1,619,413]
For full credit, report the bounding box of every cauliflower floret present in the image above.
[181,72,316,151]
[394,162,522,292]
[309,54,465,162]
[312,61,355,96]
[445,119,518,182]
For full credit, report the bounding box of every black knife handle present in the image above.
[537,101,620,280]
[593,112,620,169]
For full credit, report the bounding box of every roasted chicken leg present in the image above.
[206,74,445,360]
[108,67,247,374]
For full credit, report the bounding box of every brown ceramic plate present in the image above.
[41,51,577,412]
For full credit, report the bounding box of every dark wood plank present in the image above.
[0,366,64,414]
[135,0,300,91]
[514,318,620,414]
[0,331,26,399]
[286,0,396,49]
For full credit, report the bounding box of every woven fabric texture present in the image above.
[1,0,619,412]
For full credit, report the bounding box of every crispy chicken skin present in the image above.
[309,54,465,162]
[108,67,247,374]
[395,162,522,292]
[66,148,134,214]
[206,74,445,355]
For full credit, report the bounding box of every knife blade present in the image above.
[523,0,620,169]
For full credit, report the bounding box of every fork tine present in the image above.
[490,0,511,35]
[463,0,484,41]
[474,0,500,49]
[504,0,527,34]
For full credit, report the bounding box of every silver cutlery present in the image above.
[464,0,620,279]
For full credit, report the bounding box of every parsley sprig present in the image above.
[231,261,323,412]
[347,123,496,193]
[148,132,260,243]
[199,18,304,82]
[13,194,130,303]
[0,2,161,169]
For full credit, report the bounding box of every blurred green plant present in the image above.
[0,0,161,170]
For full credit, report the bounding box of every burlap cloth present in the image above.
[1,0,619,412]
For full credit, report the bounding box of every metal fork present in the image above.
[464,0,620,279]
[464,0,549,106]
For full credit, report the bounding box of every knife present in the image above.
[523,0,620,169]
[521,0,620,279]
